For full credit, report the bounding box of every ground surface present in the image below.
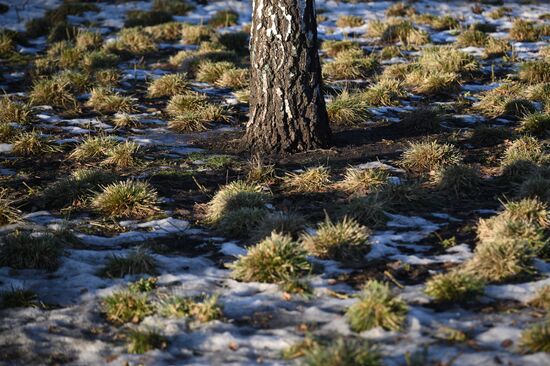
[0,1,549,365]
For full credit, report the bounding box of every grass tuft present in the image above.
[251,211,306,242]
[425,271,485,303]
[501,136,548,177]
[217,207,268,238]
[0,288,39,309]
[12,131,56,156]
[520,322,550,353]
[102,141,140,168]
[323,49,378,80]
[519,60,550,85]
[302,338,381,366]
[0,97,33,125]
[346,280,408,332]
[205,181,268,224]
[127,328,168,354]
[434,164,482,197]
[231,232,311,283]
[301,217,370,262]
[0,189,21,225]
[92,180,160,219]
[113,113,141,129]
[159,293,222,323]
[464,198,549,282]
[148,73,188,98]
[0,231,65,271]
[69,135,116,162]
[102,290,153,324]
[338,194,389,227]
[166,92,227,132]
[339,168,390,195]
[336,15,365,28]
[102,248,157,278]
[86,88,136,114]
[509,19,540,42]
[519,113,550,136]
[321,40,361,58]
[282,166,331,193]
[327,91,369,126]
[209,10,239,28]
[401,141,463,174]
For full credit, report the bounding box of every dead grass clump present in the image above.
[484,37,511,59]
[520,322,550,353]
[215,68,249,89]
[217,207,268,238]
[338,194,389,227]
[518,175,550,204]
[30,73,83,109]
[144,22,183,42]
[158,293,222,323]
[41,168,117,209]
[113,113,141,129]
[405,68,460,95]
[196,61,236,83]
[418,46,479,74]
[152,0,194,15]
[301,338,381,366]
[102,290,153,325]
[69,135,117,162]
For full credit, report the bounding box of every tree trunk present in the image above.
[245,0,331,154]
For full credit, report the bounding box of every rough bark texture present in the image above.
[245,0,331,154]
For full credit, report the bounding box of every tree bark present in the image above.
[245,0,331,154]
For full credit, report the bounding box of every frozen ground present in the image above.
[1,0,549,365]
